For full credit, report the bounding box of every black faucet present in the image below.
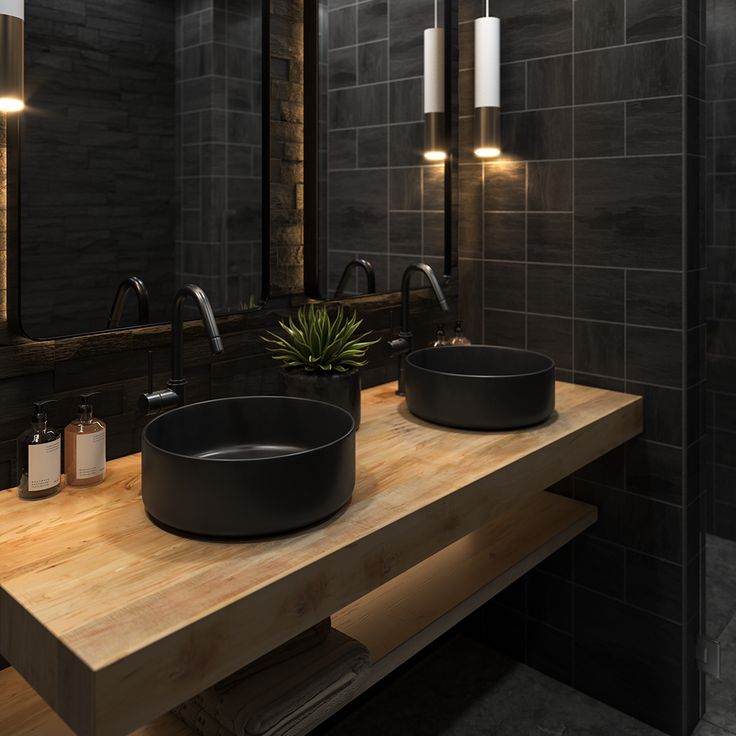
[139,284,224,414]
[334,258,377,299]
[389,263,449,396]
[107,276,150,329]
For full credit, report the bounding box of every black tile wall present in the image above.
[19,0,177,338]
[176,1,263,315]
[705,0,736,545]
[320,0,447,298]
[458,1,705,733]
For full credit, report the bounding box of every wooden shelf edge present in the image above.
[334,490,596,693]
[0,668,194,736]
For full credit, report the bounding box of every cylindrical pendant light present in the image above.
[0,0,24,113]
[474,3,500,158]
[423,0,446,162]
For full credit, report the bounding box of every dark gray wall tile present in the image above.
[527,214,573,263]
[528,161,573,211]
[627,0,682,43]
[575,157,682,270]
[527,55,572,109]
[574,103,625,158]
[627,270,682,328]
[575,39,682,104]
[484,261,526,311]
[574,267,625,322]
[484,213,525,260]
[574,0,625,51]
[527,315,573,368]
[484,162,526,211]
[527,264,573,316]
[626,97,682,155]
[627,326,683,387]
[574,320,625,377]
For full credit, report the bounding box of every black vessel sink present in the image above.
[141,396,356,537]
[405,346,555,430]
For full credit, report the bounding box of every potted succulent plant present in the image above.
[262,304,378,429]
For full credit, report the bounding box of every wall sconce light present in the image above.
[423,0,446,162]
[0,0,24,113]
[474,2,500,158]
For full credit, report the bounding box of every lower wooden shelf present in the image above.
[333,490,596,692]
[0,490,595,735]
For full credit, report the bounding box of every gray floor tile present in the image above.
[694,720,736,736]
[706,534,736,639]
[705,606,736,734]
[320,635,666,736]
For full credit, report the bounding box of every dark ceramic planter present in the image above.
[279,367,362,429]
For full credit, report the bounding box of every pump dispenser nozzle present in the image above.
[78,392,101,420]
[32,399,56,424]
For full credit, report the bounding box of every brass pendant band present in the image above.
[474,106,500,153]
[424,112,446,157]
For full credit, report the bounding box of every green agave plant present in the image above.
[262,304,379,373]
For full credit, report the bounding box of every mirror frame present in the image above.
[7,2,272,341]
[302,1,457,301]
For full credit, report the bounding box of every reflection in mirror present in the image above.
[18,0,267,339]
[310,0,452,299]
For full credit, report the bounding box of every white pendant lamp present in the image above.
[474,1,500,158]
[423,0,446,162]
[0,0,24,112]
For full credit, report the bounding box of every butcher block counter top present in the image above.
[0,381,642,736]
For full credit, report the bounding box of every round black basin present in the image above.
[405,346,555,430]
[141,396,356,537]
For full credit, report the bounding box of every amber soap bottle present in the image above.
[64,392,106,487]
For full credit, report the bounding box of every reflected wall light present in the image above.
[0,0,24,113]
[474,1,500,158]
[423,0,446,162]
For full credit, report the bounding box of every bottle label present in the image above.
[28,437,61,492]
[76,429,106,479]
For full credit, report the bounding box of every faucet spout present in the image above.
[334,258,377,298]
[139,284,223,415]
[391,263,450,396]
[171,284,224,390]
[107,276,150,329]
[400,263,449,333]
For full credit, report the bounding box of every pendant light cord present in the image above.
[434,0,438,28]
[485,0,490,17]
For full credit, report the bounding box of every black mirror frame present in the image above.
[7,3,271,341]
[303,0,457,300]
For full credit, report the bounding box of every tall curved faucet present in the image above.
[107,276,150,329]
[139,284,223,414]
[334,258,377,299]
[389,263,449,396]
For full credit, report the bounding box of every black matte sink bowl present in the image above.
[141,396,356,537]
[405,346,555,430]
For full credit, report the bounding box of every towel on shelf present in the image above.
[174,623,371,736]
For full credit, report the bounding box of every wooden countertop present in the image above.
[0,382,642,736]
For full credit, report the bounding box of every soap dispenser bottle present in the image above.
[451,321,472,346]
[65,392,106,487]
[17,400,62,500]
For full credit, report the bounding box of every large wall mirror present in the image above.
[304,0,455,300]
[16,0,269,339]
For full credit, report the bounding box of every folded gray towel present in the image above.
[174,625,370,736]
